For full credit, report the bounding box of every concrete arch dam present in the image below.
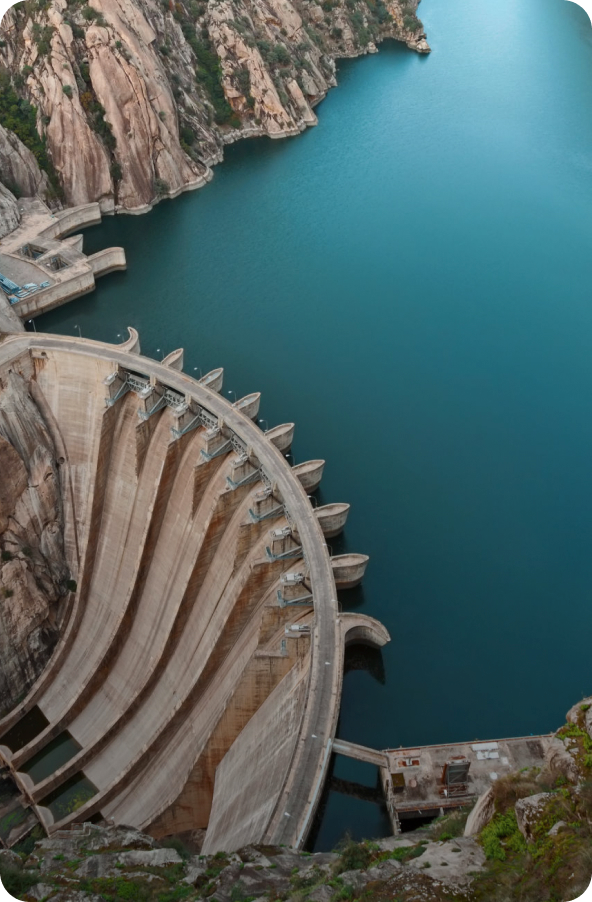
[0,331,389,852]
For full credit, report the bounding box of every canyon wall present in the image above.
[0,0,427,211]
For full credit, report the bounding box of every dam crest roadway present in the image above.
[0,328,388,852]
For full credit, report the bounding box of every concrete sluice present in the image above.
[0,330,389,852]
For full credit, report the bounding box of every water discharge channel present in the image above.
[37,0,592,849]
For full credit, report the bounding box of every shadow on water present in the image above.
[344,643,386,684]
[307,642,390,851]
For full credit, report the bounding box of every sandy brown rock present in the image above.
[515,792,555,842]
[0,123,50,199]
[0,180,20,238]
[544,736,580,785]
[0,0,426,210]
[0,371,68,716]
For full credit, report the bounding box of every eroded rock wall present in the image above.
[0,371,68,717]
[0,121,49,197]
[0,0,427,211]
[0,179,20,237]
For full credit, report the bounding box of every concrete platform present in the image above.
[380,735,553,829]
[0,198,125,325]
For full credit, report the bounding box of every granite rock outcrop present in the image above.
[0,0,428,211]
[0,123,49,199]
[0,179,20,237]
[0,371,68,717]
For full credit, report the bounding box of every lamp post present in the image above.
[227,389,237,403]
[28,319,36,332]
[74,324,81,337]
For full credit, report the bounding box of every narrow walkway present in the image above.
[332,739,389,768]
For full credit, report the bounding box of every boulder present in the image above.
[0,849,24,869]
[514,793,554,842]
[366,859,401,881]
[406,838,485,887]
[87,826,155,852]
[339,869,371,891]
[117,848,182,867]
[308,886,333,902]
[545,738,580,784]
[25,883,56,900]
[74,853,118,878]
[182,864,207,885]
[376,837,415,852]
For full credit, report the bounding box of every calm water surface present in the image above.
[38,0,592,849]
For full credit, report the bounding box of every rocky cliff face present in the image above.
[0,0,427,211]
[0,180,20,237]
[0,122,49,198]
[0,371,68,718]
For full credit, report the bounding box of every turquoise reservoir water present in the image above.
[38,0,592,848]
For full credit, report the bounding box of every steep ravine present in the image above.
[0,0,428,212]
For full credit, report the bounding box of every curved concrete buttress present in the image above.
[234,392,261,421]
[331,553,369,589]
[162,348,184,371]
[200,368,224,393]
[315,503,350,538]
[265,423,295,453]
[292,460,325,493]
[118,327,140,355]
[340,613,390,648]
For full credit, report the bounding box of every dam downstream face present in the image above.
[38,0,592,849]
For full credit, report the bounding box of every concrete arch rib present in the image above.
[116,327,140,355]
[340,613,391,649]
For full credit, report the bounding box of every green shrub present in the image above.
[183,30,235,124]
[480,811,526,861]
[154,177,170,197]
[1,550,13,561]
[62,84,73,97]
[336,838,371,872]
[0,68,62,197]
[160,836,190,860]
[180,125,196,145]
[0,864,39,898]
